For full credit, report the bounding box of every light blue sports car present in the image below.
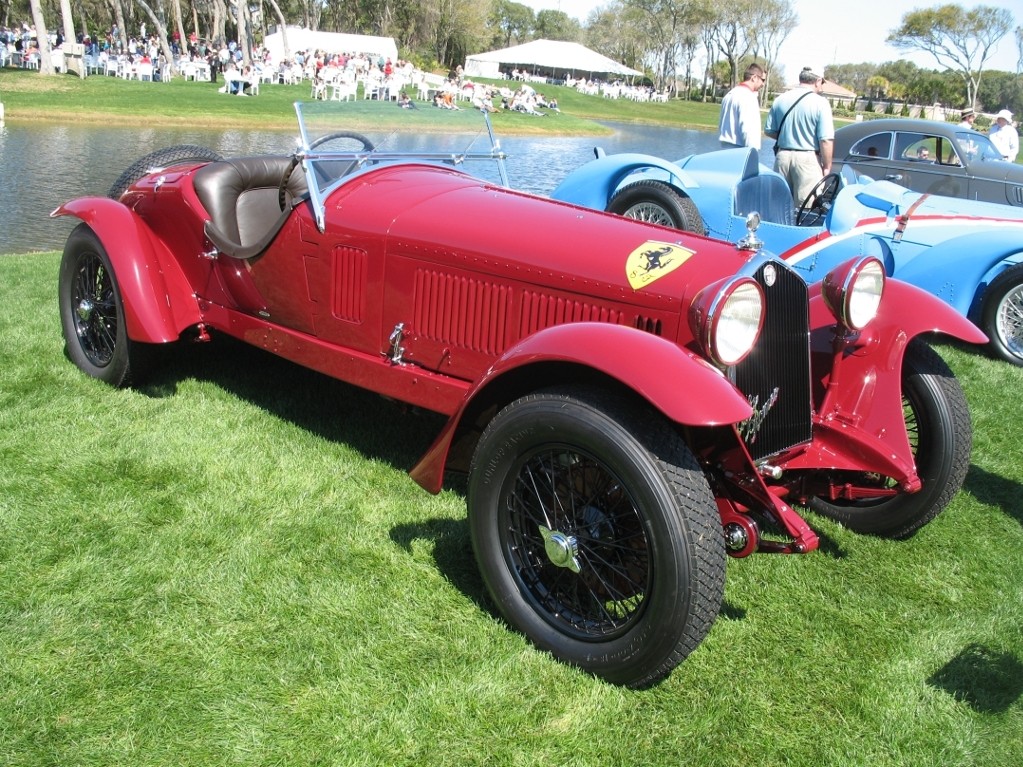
[551,146,1023,366]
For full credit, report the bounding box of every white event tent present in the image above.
[464,39,642,81]
[262,27,398,64]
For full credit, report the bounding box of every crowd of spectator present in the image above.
[2,21,663,112]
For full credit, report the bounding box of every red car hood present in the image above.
[333,164,752,311]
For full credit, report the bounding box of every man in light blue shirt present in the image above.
[764,67,834,205]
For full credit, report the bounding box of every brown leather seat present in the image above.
[193,155,308,259]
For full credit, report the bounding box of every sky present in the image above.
[516,0,1020,80]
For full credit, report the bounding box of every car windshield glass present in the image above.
[293,100,508,231]
[953,131,1003,162]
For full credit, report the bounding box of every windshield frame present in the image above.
[293,100,509,231]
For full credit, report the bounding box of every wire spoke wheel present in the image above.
[70,251,119,368]
[505,446,650,639]
[809,340,971,538]
[468,387,724,687]
[995,282,1023,358]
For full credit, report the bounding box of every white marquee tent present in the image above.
[464,39,642,81]
[263,27,398,64]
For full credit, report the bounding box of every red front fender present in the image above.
[53,197,201,343]
[784,279,987,483]
[411,322,753,493]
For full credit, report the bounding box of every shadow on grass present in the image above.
[139,334,448,472]
[389,516,489,610]
[928,643,1023,713]
[964,463,1023,528]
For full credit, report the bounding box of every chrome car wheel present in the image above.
[981,264,1023,367]
[607,180,706,235]
[995,283,1023,359]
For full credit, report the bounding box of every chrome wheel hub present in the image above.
[76,298,94,322]
[538,525,581,573]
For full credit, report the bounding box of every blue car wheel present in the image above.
[981,264,1023,366]
[607,180,706,236]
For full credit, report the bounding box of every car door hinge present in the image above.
[386,322,407,365]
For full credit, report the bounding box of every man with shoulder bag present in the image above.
[764,67,834,206]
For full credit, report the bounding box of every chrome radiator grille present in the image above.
[733,261,813,461]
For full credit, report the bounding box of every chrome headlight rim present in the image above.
[823,256,886,331]
[690,275,765,367]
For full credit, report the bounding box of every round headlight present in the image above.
[822,256,885,331]
[690,276,765,366]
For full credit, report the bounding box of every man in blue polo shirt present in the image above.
[765,67,834,206]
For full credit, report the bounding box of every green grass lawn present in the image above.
[0,66,721,134]
[1,250,1021,766]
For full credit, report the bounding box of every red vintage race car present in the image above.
[53,101,986,688]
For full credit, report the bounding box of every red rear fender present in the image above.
[53,197,201,343]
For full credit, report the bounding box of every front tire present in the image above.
[809,341,972,538]
[607,180,706,236]
[467,387,725,688]
[981,263,1023,366]
[59,224,150,387]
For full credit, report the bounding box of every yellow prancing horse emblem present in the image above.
[626,240,695,290]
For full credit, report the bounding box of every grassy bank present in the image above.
[1,250,1021,766]
[0,67,721,134]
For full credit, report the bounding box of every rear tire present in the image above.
[607,180,706,235]
[809,341,971,538]
[467,386,725,687]
[108,144,222,199]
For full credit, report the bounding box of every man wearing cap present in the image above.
[989,110,1019,162]
[959,108,976,129]
[764,67,835,205]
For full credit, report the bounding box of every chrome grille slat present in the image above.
[735,262,814,461]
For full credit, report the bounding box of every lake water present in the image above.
[0,119,723,254]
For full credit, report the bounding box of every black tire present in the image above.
[809,340,972,538]
[467,386,725,688]
[58,223,151,387]
[607,180,706,236]
[980,263,1023,366]
[108,144,222,199]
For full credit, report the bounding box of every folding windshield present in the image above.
[293,100,509,231]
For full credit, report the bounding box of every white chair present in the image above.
[331,80,356,102]
[137,62,154,81]
[105,58,119,76]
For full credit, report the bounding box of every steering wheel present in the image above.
[795,172,841,226]
[278,131,376,211]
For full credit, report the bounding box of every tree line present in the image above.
[5,0,1020,114]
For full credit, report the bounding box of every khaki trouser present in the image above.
[775,150,823,205]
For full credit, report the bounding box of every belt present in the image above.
[777,148,816,152]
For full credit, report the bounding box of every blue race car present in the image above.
[551,146,1023,366]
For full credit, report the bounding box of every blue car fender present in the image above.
[888,228,1023,319]
[550,153,699,211]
